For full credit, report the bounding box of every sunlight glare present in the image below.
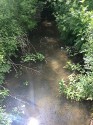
[27,117,39,125]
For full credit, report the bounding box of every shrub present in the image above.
[59,72,93,101]
[0,0,43,124]
[53,0,93,101]
[54,0,91,48]
[0,0,43,84]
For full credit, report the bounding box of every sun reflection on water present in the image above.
[27,117,39,125]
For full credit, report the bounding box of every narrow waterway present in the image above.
[5,21,91,125]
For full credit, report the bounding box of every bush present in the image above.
[0,0,43,84]
[54,0,91,48]
[59,73,93,101]
[53,0,93,101]
[0,0,43,124]
[14,0,41,30]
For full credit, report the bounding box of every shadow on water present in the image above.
[4,21,93,125]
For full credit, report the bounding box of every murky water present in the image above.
[5,21,91,125]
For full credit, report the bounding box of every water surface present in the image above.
[5,21,91,125]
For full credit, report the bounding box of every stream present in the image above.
[4,21,92,125]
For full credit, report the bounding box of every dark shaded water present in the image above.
[5,21,92,125]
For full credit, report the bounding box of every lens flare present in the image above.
[27,117,39,125]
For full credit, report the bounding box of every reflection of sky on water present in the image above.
[9,114,39,125]
[8,103,39,125]
[9,114,27,125]
[27,117,39,125]
[5,25,90,125]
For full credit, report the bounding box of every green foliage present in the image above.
[59,79,66,94]
[0,0,44,124]
[0,89,9,101]
[22,53,45,63]
[0,60,11,84]
[54,0,93,101]
[36,53,45,61]
[53,0,92,48]
[15,0,41,30]
[23,81,29,86]
[0,107,11,125]
[0,0,43,84]
[64,61,82,72]
[59,72,93,101]
[0,0,44,85]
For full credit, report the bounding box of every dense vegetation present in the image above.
[0,0,44,124]
[52,0,93,101]
[1,0,93,124]
[0,0,41,84]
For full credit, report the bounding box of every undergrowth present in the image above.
[51,0,93,101]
